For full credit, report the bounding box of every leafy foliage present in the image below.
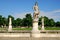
[0,14,60,28]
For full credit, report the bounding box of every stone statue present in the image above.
[8,17,12,31]
[32,1,40,37]
[33,2,39,19]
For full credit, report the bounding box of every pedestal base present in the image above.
[31,23,40,38]
[8,29,12,32]
[32,19,40,37]
[8,26,12,32]
[32,28,40,38]
[31,33,40,38]
[41,26,44,30]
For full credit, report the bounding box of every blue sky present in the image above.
[0,0,60,22]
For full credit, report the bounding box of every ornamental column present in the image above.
[41,16,44,30]
[8,17,12,31]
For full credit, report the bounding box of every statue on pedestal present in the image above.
[33,2,39,21]
[32,1,40,37]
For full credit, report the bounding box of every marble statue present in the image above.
[32,1,40,37]
[8,17,12,31]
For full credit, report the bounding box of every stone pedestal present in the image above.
[8,18,12,31]
[8,25,12,31]
[41,17,44,30]
[31,33,40,37]
[1,25,3,28]
[32,19,40,37]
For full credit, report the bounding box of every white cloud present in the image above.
[40,10,60,22]
[12,12,33,19]
[12,9,60,22]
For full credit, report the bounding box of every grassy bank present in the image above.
[0,28,6,30]
[13,27,32,30]
[0,27,60,30]
[13,27,60,30]
[45,27,60,30]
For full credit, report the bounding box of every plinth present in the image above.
[8,18,12,32]
[8,25,12,31]
[31,19,40,37]
[41,17,44,30]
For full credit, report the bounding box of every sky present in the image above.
[0,0,60,22]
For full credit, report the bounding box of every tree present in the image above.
[38,16,42,25]
[55,21,60,27]
[44,16,50,26]
[26,14,32,27]
[22,14,32,28]
[49,19,55,27]
[2,17,7,26]
[16,18,22,26]
[22,18,27,26]
[0,15,2,27]
[0,14,60,28]
[8,15,14,27]
[39,16,55,27]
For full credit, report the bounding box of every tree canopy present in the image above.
[0,14,60,28]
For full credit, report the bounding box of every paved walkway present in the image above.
[0,37,60,40]
[0,32,60,40]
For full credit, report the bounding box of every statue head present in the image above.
[33,1,39,12]
[35,1,38,6]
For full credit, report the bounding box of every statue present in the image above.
[32,1,40,37]
[33,2,39,19]
[8,17,12,31]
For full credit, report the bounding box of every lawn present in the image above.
[0,28,6,30]
[0,27,60,30]
[45,27,60,30]
[13,27,60,30]
[13,27,32,30]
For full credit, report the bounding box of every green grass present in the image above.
[13,27,60,30]
[0,27,60,30]
[0,28,6,30]
[13,28,32,30]
[45,27,60,30]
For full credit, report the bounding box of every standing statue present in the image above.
[33,2,39,19]
[32,1,40,37]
